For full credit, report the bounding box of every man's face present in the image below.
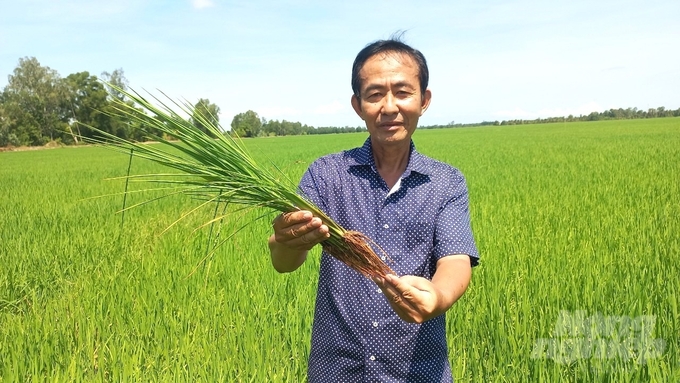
[351,52,431,148]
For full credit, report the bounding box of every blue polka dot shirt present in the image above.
[299,138,479,382]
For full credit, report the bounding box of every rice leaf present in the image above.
[87,84,394,279]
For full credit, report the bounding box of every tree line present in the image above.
[0,57,366,147]
[1,56,678,148]
[229,109,365,137]
[418,106,680,130]
[495,107,680,126]
[0,57,226,147]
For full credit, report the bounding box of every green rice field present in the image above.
[1,118,678,381]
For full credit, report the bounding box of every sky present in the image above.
[1,0,678,127]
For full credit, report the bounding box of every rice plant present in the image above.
[86,86,393,279]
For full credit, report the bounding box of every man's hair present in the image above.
[351,35,429,98]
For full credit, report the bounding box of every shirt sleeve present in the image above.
[433,170,480,267]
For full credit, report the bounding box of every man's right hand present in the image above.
[268,210,330,272]
[271,210,330,251]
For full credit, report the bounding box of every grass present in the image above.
[0,118,678,381]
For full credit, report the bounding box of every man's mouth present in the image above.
[378,122,403,128]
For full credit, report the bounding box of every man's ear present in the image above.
[420,89,432,116]
[351,94,363,119]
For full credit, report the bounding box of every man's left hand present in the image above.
[373,254,472,323]
[375,274,440,323]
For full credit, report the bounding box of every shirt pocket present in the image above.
[391,220,435,277]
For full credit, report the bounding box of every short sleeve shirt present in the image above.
[299,138,479,382]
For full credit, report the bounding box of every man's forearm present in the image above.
[431,254,472,315]
[269,234,308,273]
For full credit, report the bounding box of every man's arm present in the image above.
[269,210,330,273]
[374,254,472,323]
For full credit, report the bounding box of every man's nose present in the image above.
[381,92,399,115]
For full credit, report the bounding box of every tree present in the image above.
[2,57,69,145]
[230,110,262,137]
[64,71,112,142]
[190,98,221,137]
[263,119,283,136]
[100,68,129,102]
[99,68,148,140]
[0,103,19,146]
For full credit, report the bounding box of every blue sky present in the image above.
[1,0,678,127]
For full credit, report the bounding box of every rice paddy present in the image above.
[1,118,678,381]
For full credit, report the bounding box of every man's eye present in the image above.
[366,93,382,101]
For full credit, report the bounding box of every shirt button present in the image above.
[369,355,376,361]
[381,256,386,260]
[376,288,382,293]
[383,224,389,229]
[372,321,378,328]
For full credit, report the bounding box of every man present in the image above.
[269,37,479,382]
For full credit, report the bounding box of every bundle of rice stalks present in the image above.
[90,86,393,279]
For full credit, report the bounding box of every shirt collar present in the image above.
[346,137,432,177]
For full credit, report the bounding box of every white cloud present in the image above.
[191,0,214,10]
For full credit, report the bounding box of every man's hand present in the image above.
[269,210,330,273]
[374,254,472,323]
[375,274,440,323]
[271,210,330,251]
